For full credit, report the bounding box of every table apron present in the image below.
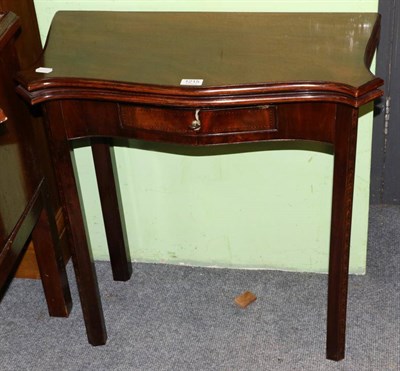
[57,100,339,145]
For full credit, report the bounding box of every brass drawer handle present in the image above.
[189,109,201,131]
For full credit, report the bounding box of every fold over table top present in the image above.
[16,12,383,107]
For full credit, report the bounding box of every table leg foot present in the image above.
[32,182,72,317]
[92,139,132,282]
[326,105,358,361]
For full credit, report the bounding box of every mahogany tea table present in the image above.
[15,12,383,361]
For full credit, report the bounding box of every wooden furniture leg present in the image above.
[91,139,132,281]
[44,102,107,345]
[326,105,359,361]
[31,184,72,317]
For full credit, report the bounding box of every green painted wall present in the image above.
[34,0,378,273]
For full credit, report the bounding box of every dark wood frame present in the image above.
[0,11,71,317]
[0,0,71,281]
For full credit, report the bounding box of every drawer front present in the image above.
[118,104,277,135]
[119,105,196,134]
[200,105,277,133]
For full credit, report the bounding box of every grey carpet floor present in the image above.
[0,205,399,370]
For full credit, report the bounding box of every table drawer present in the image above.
[200,105,277,134]
[118,105,277,135]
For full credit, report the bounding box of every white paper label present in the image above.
[180,79,203,86]
[35,67,53,74]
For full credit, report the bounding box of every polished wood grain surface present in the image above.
[17,12,382,107]
[15,11,383,361]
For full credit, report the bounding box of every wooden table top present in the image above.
[17,12,383,107]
